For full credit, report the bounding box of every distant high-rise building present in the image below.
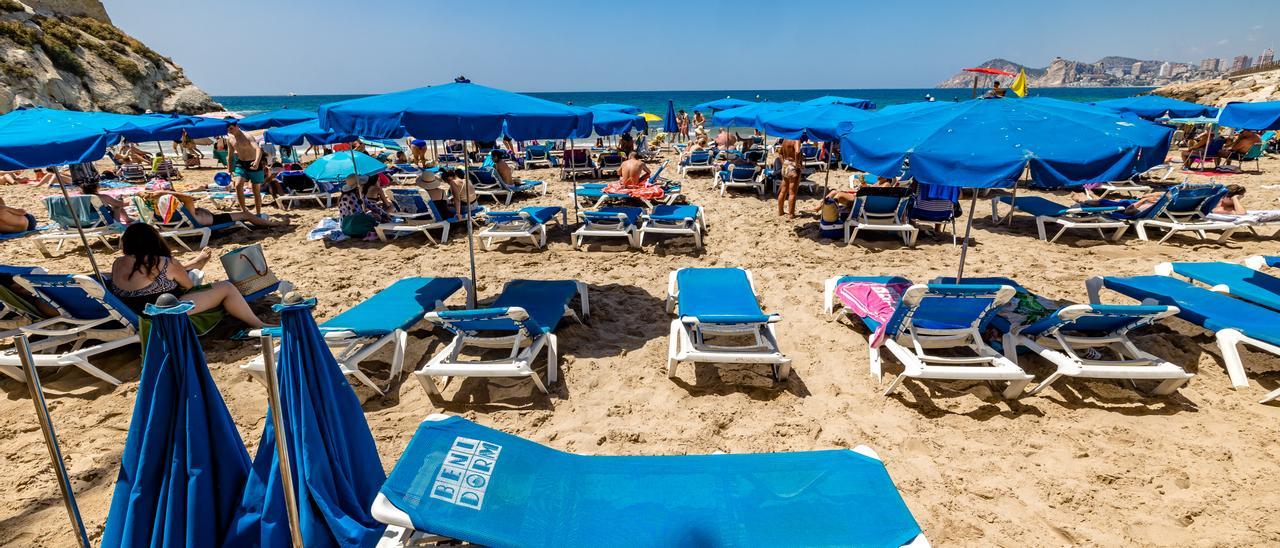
[1261,48,1275,65]
[1131,61,1144,76]
[1216,58,1227,71]
[1200,58,1218,71]
[1231,55,1252,72]
[1158,62,1173,78]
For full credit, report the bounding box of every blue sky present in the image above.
[103,0,1277,95]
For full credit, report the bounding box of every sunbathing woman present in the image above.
[110,223,269,328]
[1071,191,1165,217]
[138,190,288,228]
[777,140,802,218]
[0,197,35,235]
[1,171,27,185]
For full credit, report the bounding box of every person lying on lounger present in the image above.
[1071,191,1164,216]
[0,197,35,234]
[715,128,737,149]
[813,175,897,212]
[118,141,153,164]
[138,190,289,229]
[78,181,132,223]
[0,171,27,185]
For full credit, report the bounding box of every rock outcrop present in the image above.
[0,0,220,114]
[1153,67,1280,107]
[938,57,1210,88]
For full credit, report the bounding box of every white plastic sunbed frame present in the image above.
[414,282,589,400]
[665,269,791,381]
[478,208,567,250]
[989,197,1130,243]
[242,278,473,396]
[846,196,919,247]
[823,278,1033,398]
[572,209,640,249]
[713,167,765,196]
[369,415,931,548]
[375,188,454,244]
[639,206,706,249]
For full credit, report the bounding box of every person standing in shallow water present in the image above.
[676,110,689,143]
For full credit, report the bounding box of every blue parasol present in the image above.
[238,108,319,131]
[663,100,679,134]
[588,103,642,115]
[303,151,386,182]
[1218,101,1280,130]
[1093,95,1218,120]
[100,299,251,548]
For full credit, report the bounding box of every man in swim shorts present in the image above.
[226,120,268,215]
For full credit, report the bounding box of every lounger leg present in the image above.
[882,373,905,396]
[667,320,681,378]
[1027,373,1063,396]
[869,346,883,382]
[1157,229,1178,244]
[1108,225,1129,241]
[1035,219,1049,241]
[1152,377,1189,396]
[1002,379,1030,399]
[1216,329,1252,389]
[1261,387,1280,404]
[71,357,123,386]
[389,329,407,383]
[693,226,703,249]
[546,334,559,385]
[416,371,442,398]
[1135,222,1150,241]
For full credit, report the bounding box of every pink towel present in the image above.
[835,281,911,347]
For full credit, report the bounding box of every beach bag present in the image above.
[341,213,377,237]
[221,244,280,297]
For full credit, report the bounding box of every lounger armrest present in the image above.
[681,313,779,325]
[483,211,529,224]
[430,306,544,335]
[1067,206,1125,214]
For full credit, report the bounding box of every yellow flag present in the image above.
[1010,69,1029,97]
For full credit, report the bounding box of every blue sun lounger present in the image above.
[933,276,1189,396]
[666,268,790,381]
[714,164,764,195]
[34,195,125,256]
[1245,255,1280,271]
[989,195,1128,242]
[0,266,49,339]
[415,280,588,401]
[572,206,643,249]
[640,204,705,249]
[469,168,547,205]
[0,274,139,385]
[1156,261,1280,312]
[823,276,1032,398]
[371,415,926,548]
[479,206,566,250]
[1113,183,1239,243]
[245,277,471,395]
[1088,275,1280,402]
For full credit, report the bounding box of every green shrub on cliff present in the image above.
[0,60,34,80]
[0,20,37,46]
[65,16,169,66]
[0,0,25,13]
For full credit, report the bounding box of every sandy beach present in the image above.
[2,147,1280,547]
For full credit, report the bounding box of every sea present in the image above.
[214,87,1155,117]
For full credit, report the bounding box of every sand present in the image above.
[2,147,1280,547]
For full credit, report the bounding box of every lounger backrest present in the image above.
[1242,143,1264,160]
[744,149,766,163]
[525,146,549,160]
[17,274,139,329]
[1156,183,1226,220]
[800,144,819,160]
[729,165,758,181]
[564,149,591,168]
[44,195,110,229]
[676,268,772,324]
[468,168,502,189]
[598,153,623,167]
[688,150,711,164]
[278,171,318,193]
[648,162,669,185]
[882,284,1014,339]
[388,188,433,216]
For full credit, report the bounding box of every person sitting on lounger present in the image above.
[715,128,737,149]
[442,168,477,219]
[1,171,28,185]
[78,181,131,223]
[1224,130,1262,161]
[139,190,288,229]
[604,153,662,200]
[813,175,896,212]
[109,223,270,327]
[118,141,152,164]
[618,133,635,156]
[490,150,528,187]
[1183,129,1228,169]
[0,197,35,235]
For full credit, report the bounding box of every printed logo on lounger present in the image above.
[430,437,502,510]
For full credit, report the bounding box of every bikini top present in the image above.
[114,257,178,298]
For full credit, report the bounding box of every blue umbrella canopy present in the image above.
[237,108,318,131]
[318,79,593,141]
[100,300,251,548]
[582,108,647,136]
[710,102,802,129]
[588,103,642,115]
[1218,101,1280,130]
[1092,95,1218,120]
[265,120,358,147]
[303,151,387,182]
[663,100,679,133]
[225,300,386,547]
[878,101,949,116]
[804,95,876,110]
[839,98,1173,189]
[693,97,754,112]
[0,108,120,169]
[759,104,879,142]
[140,114,230,140]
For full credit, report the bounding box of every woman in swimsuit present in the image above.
[138,190,288,228]
[777,140,803,218]
[109,224,269,328]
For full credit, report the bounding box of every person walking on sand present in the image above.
[676,110,689,143]
[692,111,706,133]
[777,140,802,218]
[225,121,268,215]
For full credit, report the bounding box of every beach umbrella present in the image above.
[877,101,949,116]
[588,103,642,114]
[1092,95,1219,120]
[663,99,678,134]
[303,150,386,182]
[1218,101,1280,130]
[582,108,647,136]
[710,101,802,129]
[804,96,876,110]
[693,97,755,112]
[640,112,662,123]
[225,299,386,547]
[759,104,880,193]
[237,108,318,131]
[265,120,358,147]
[963,67,1016,98]
[839,98,1172,277]
[100,298,251,548]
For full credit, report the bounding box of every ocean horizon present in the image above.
[214,87,1156,117]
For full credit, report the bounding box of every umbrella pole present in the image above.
[570,138,578,224]
[259,338,305,548]
[51,166,106,286]
[15,335,90,548]
[461,144,478,307]
[956,191,979,280]
[155,141,165,159]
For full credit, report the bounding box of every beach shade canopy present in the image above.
[1092,95,1219,120]
[582,108,647,136]
[378,415,924,546]
[225,299,386,547]
[0,107,190,169]
[140,113,230,140]
[100,300,251,548]
[878,101,950,116]
[759,103,879,142]
[304,150,387,182]
[663,99,679,133]
[588,103,642,115]
[804,95,876,110]
[237,108,318,131]
[265,119,358,147]
[693,97,755,112]
[1218,101,1280,130]
[838,97,1173,189]
[964,67,1017,76]
[640,112,662,123]
[318,79,593,141]
[711,101,802,129]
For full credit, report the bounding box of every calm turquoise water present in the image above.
[215,87,1155,117]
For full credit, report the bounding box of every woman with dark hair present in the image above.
[109,224,268,328]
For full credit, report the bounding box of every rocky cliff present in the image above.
[1153,67,1280,106]
[0,0,220,114]
[938,57,1208,88]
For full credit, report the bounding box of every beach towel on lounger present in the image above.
[835,280,910,346]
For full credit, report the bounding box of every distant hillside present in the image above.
[0,0,220,113]
[938,57,1214,88]
[1155,66,1280,106]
